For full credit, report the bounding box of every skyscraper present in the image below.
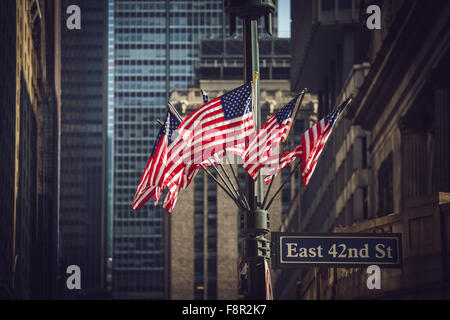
[109,0,224,299]
[59,0,107,296]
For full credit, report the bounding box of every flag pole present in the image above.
[200,163,248,211]
[225,153,251,210]
[261,89,307,209]
[264,159,302,211]
[225,1,276,300]
[207,159,249,210]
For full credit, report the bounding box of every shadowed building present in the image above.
[281,0,450,299]
[59,0,108,297]
[273,0,371,298]
[0,0,61,299]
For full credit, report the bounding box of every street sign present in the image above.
[271,232,402,269]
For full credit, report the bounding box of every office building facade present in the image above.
[109,0,229,299]
[59,0,107,296]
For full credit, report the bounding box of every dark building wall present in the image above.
[60,0,107,295]
[16,75,38,299]
[287,0,371,234]
[32,0,62,299]
[0,0,61,299]
[0,0,17,299]
[288,0,450,300]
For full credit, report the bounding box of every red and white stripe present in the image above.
[132,156,158,210]
[162,169,184,213]
[263,143,303,184]
[261,117,334,186]
[301,119,333,185]
[178,96,255,158]
[242,115,292,179]
[264,259,273,300]
[161,96,254,190]
[147,135,168,187]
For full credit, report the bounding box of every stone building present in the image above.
[273,0,371,298]
[280,0,450,299]
[59,0,108,298]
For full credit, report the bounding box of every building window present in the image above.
[194,171,205,300]
[377,153,393,217]
[362,136,367,169]
[363,186,368,220]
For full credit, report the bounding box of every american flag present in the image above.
[131,154,160,211]
[263,96,352,186]
[159,84,255,211]
[132,109,181,210]
[242,94,302,179]
[178,82,255,163]
[161,134,220,195]
[263,143,303,184]
[161,84,254,199]
[302,97,351,185]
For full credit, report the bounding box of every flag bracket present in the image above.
[240,209,270,235]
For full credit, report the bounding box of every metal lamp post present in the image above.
[224,0,276,300]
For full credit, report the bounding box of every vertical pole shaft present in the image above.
[243,17,267,300]
[244,19,264,208]
[243,18,256,210]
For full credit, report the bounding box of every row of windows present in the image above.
[115,65,192,75]
[114,59,197,65]
[115,225,162,235]
[116,48,165,59]
[116,81,166,91]
[116,2,166,11]
[115,97,166,106]
[115,17,165,27]
[115,32,199,44]
[62,87,103,95]
[115,33,165,43]
[62,124,102,133]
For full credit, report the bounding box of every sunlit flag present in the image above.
[178,82,255,164]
